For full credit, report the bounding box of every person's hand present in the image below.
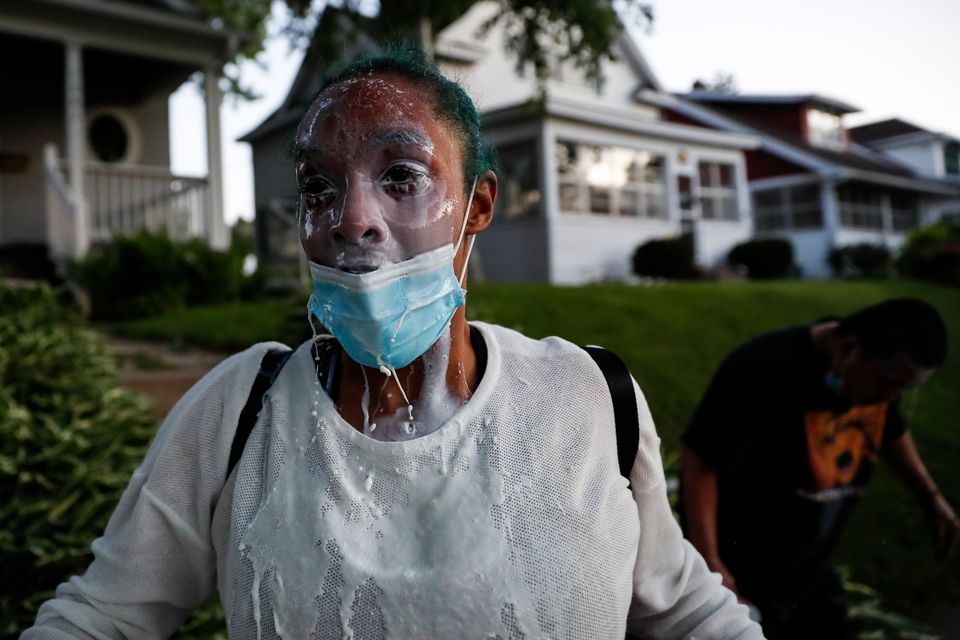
[923,492,960,559]
[707,557,749,605]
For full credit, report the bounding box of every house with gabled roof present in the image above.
[646,91,960,277]
[241,1,760,284]
[850,119,960,223]
[0,0,249,271]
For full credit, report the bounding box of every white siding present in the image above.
[250,128,299,209]
[881,141,943,178]
[834,228,906,250]
[783,230,832,279]
[0,107,63,244]
[550,215,675,283]
[474,218,550,282]
[696,220,750,267]
[437,1,658,117]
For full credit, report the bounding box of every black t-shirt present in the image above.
[681,325,906,596]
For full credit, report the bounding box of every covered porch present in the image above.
[0,0,243,261]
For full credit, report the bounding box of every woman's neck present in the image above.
[335,308,478,436]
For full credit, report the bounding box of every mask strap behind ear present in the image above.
[456,176,479,286]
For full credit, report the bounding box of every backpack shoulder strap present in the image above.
[226,347,294,481]
[582,345,639,487]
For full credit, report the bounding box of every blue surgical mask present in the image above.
[824,370,845,396]
[307,180,477,371]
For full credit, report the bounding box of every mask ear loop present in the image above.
[455,176,479,286]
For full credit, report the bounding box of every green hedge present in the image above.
[728,238,795,279]
[69,231,258,321]
[0,285,157,634]
[828,243,893,278]
[632,234,699,279]
[0,285,226,638]
[897,220,960,286]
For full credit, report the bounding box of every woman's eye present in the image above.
[298,178,336,208]
[382,164,429,196]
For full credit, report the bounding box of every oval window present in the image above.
[88,114,128,162]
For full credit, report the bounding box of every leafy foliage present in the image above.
[727,238,795,280]
[632,234,700,279]
[896,220,960,286]
[69,231,256,321]
[828,243,893,278]
[196,0,652,97]
[841,568,940,640]
[0,285,157,636]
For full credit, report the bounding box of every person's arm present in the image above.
[20,343,283,639]
[680,444,745,602]
[883,431,960,559]
[625,380,763,639]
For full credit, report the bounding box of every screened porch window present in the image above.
[753,184,823,231]
[555,140,667,219]
[698,161,738,221]
[495,141,541,219]
[891,193,920,232]
[944,141,960,176]
[838,185,884,230]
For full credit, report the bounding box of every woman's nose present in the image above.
[330,183,387,246]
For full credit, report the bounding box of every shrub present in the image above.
[827,243,892,278]
[896,220,960,286]
[0,285,157,634]
[1,284,228,638]
[70,231,252,321]
[727,238,794,279]
[632,234,699,279]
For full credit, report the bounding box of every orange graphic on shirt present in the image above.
[805,405,887,490]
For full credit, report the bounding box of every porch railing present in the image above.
[43,145,79,259]
[78,160,210,243]
[44,144,211,259]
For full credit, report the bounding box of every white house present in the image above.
[0,0,248,270]
[849,119,960,223]
[649,92,960,278]
[242,2,760,285]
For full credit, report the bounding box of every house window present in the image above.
[89,114,129,163]
[495,141,541,219]
[891,193,920,232]
[676,175,694,211]
[837,185,884,230]
[555,140,666,219]
[698,161,738,221]
[807,108,845,149]
[944,141,960,176]
[753,184,823,231]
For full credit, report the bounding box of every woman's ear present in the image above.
[466,170,497,234]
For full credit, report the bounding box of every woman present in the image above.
[23,50,762,639]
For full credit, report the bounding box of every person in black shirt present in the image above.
[680,298,960,639]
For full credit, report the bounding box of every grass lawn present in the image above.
[112,279,960,617]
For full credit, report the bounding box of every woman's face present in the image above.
[295,73,468,271]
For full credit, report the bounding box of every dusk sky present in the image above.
[170,0,960,224]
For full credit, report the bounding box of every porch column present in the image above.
[65,41,89,257]
[820,179,840,235]
[880,192,893,242]
[204,64,228,249]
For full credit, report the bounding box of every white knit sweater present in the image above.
[22,322,763,639]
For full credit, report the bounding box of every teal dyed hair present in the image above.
[309,47,499,189]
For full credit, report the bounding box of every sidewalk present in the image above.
[103,335,226,419]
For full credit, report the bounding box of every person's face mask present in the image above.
[307,179,477,371]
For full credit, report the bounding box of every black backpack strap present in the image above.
[582,345,639,487]
[226,347,293,481]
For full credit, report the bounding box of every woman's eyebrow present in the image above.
[294,143,324,159]
[367,130,434,151]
